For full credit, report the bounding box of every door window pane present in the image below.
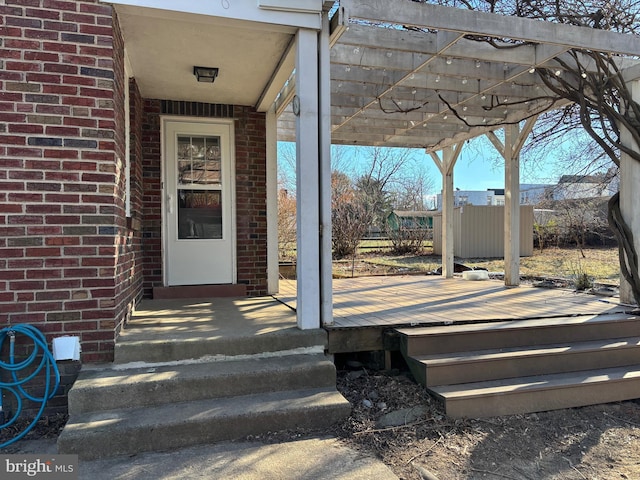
[177,190,222,239]
[177,135,221,185]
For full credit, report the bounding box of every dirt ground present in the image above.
[332,368,640,480]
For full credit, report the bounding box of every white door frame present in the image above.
[161,116,237,286]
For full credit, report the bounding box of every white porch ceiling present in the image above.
[278,0,640,152]
[114,4,295,107]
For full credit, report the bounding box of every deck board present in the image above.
[275,276,628,329]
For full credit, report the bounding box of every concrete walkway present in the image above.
[9,437,399,480]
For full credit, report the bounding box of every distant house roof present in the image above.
[558,174,607,184]
[390,210,435,218]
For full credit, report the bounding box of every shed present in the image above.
[433,206,534,258]
[386,211,434,231]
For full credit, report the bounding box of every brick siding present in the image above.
[0,1,142,381]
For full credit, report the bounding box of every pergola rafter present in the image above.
[278,0,640,151]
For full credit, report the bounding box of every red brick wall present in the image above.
[141,102,268,297]
[140,99,162,297]
[0,1,142,370]
[234,106,268,296]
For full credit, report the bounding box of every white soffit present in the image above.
[115,5,293,106]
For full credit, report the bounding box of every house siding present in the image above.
[0,1,143,415]
[140,102,269,297]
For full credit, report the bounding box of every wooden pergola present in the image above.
[274,0,640,329]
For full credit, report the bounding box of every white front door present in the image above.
[163,118,235,286]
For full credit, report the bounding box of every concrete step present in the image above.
[409,337,640,386]
[114,327,327,364]
[429,365,640,418]
[397,313,639,356]
[57,388,352,460]
[69,354,337,414]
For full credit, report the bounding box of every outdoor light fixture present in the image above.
[529,67,536,74]
[446,57,453,65]
[193,66,219,83]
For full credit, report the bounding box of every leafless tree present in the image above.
[392,165,436,210]
[331,171,372,259]
[277,187,297,262]
[354,146,427,229]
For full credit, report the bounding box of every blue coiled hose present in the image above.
[0,324,60,448]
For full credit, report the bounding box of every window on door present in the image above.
[176,135,223,240]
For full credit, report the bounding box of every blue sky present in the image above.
[418,135,566,193]
[278,136,591,196]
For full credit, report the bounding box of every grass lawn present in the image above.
[360,246,620,285]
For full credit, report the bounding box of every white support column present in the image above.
[295,28,321,329]
[431,144,462,278]
[266,107,279,294]
[486,117,536,287]
[319,11,333,326]
[504,124,521,286]
[619,79,640,305]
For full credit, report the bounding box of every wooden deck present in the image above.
[275,276,630,353]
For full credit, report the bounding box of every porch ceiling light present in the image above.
[193,66,219,83]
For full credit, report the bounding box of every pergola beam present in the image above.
[339,24,573,71]
[342,0,640,56]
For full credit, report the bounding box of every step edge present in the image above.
[430,365,640,400]
[112,345,325,367]
[75,353,333,382]
[63,388,350,428]
[413,338,640,366]
[396,313,637,337]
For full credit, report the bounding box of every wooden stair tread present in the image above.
[396,313,635,338]
[413,337,640,366]
[430,365,640,400]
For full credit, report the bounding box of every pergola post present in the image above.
[504,124,521,286]
[266,107,279,294]
[319,11,333,326]
[295,28,321,329]
[619,78,640,305]
[431,144,462,278]
[486,117,537,286]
